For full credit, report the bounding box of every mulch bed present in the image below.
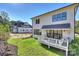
[0,40,17,56]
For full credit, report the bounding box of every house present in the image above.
[32,4,79,55]
[11,21,32,33]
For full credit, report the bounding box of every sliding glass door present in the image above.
[46,30,62,39]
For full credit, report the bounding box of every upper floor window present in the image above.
[52,12,67,22]
[35,19,40,24]
[62,12,67,20]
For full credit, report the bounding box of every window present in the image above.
[57,13,62,21]
[52,15,57,21]
[62,12,67,20]
[54,30,62,39]
[23,29,25,31]
[53,30,58,39]
[34,29,41,35]
[46,30,62,39]
[46,30,53,38]
[52,12,67,22]
[35,19,40,24]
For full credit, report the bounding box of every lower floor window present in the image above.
[46,30,62,39]
[34,29,41,35]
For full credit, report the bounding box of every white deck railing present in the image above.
[39,36,69,50]
[38,36,69,56]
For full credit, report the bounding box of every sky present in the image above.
[0,3,79,25]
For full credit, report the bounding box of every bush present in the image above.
[69,36,79,56]
[0,23,10,41]
[75,28,79,34]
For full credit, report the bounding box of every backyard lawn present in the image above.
[7,38,64,56]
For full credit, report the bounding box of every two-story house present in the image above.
[32,4,79,55]
[11,21,32,33]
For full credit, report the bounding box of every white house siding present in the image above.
[12,28,17,33]
[32,4,79,40]
[18,27,32,33]
[12,26,18,33]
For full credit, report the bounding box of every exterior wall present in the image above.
[32,4,78,40]
[12,26,18,33]
[12,28,17,32]
[18,27,32,33]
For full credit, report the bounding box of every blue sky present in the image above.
[0,3,79,25]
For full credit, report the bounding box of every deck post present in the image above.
[48,39,50,48]
[66,48,68,56]
[48,45,50,48]
[66,40,69,56]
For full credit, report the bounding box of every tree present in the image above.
[0,11,10,41]
[75,20,79,34]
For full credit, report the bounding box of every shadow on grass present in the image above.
[40,44,65,56]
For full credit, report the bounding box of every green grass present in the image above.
[7,38,64,56]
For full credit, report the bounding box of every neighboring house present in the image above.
[32,4,79,55]
[11,21,32,33]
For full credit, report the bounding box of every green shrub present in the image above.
[69,36,79,56]
[75,28,79,34]
[0,23,10,41]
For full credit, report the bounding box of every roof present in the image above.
[42,23,70,29]
[31,3,79,19]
